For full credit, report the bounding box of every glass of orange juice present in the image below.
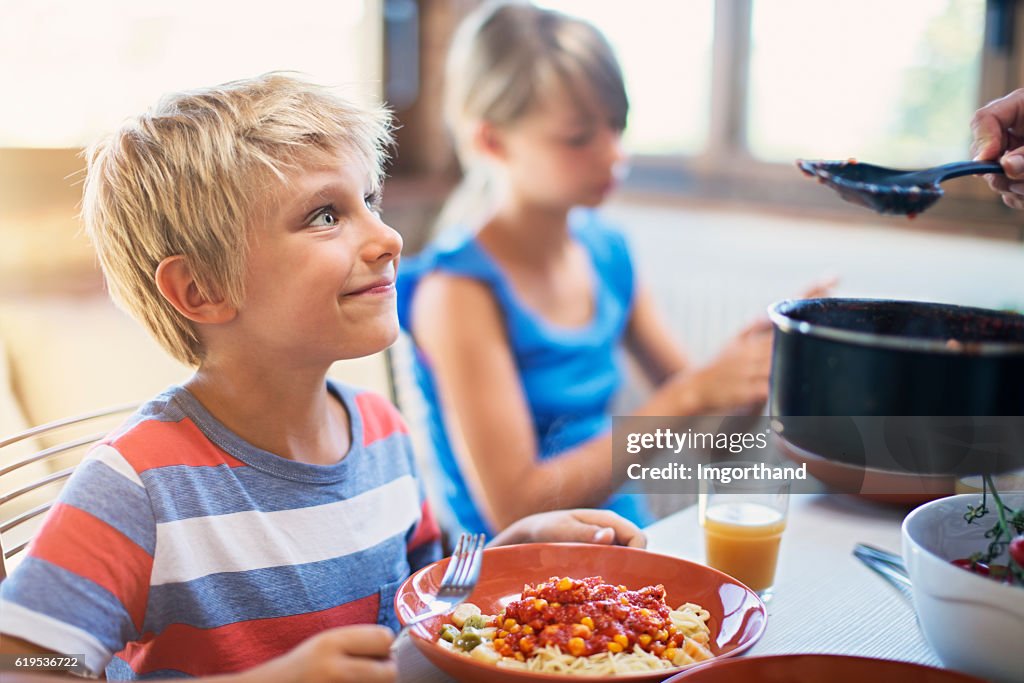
[698,467,790,601]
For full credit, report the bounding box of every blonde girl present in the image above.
[397,1,782,536]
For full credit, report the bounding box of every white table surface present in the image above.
[395,494,940,682]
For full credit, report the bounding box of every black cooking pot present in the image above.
[768,298,1024,481]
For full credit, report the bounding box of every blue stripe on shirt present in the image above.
[2,556,139,650]
[60,459,156,553]
[141,535,409,632]
[141,433,417,523]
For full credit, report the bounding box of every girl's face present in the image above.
[491,87,626,211]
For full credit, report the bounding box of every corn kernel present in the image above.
[504,618,517,630]
[638,634,652,647]
[571,623,592,639]
[639,608,651,617]
[557,577,573,591]
[551,602,561,608]
[619,595,629,604]
[494,638,506,650]
[613,634,629,648]
[520,639,534,654]
[618,585,627,592]
[522,625,534,635]
[514,652,525,662]
[656,629,668,642]
[568,637,586,656]
[580,616,595,630]
[664,647,678,662]
[533,598,548,611]
[510,624,521,633]
[607,642,624,654]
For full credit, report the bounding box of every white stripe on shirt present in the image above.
[150,474,420,585]
[87,444,145,488]
[0,598,112,676]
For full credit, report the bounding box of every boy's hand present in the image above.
[245,625,396,683]
[490,509,647,549]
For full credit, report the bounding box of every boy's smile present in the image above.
[228,155,402,367]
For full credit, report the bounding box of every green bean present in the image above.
[454,629,483,651]
[463,614,488,630]
[439,624,460,643]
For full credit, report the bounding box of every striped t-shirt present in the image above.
[0,381,441,679]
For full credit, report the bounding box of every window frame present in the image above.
[619,0,1024,237]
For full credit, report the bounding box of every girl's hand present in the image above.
[677,324,772,413]
[798,276,839,300]
[490,509,647,549]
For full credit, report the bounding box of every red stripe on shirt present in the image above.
[119,593,381,676]
[356,392,409,446]
[111,417,246,472]
[408,501,440,551]
[28,502,152,630]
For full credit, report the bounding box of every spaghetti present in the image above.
[437,576,714,676]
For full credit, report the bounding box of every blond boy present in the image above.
[0,74,643,682]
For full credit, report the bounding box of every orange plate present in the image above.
[395,543,766,683]
[664,654,986,682]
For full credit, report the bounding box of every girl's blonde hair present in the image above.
[82,73,393,366]
[436,0,628,231]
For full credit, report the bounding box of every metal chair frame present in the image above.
[0,403,137,581]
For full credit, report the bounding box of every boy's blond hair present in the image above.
[82,73,393,366]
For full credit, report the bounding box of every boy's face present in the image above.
[231,155,402,366]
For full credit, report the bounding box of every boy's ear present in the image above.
[154,255,237,324]
[472,120,506,160]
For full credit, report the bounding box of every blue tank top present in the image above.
[397,209,652,536]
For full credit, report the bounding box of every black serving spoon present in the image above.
[797,158,1004,217]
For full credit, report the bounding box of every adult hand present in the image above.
[242,625,396,683]
[491,509,647,549]
[970,87,1024,209]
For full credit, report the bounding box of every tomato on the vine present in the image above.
[1009,535,1024,568]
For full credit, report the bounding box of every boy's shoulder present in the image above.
[102,386,238,475]
[334,381,410,449]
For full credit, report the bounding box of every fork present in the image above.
[853,543,912,590]
[393,532,486,648]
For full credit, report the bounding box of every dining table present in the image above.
[394,492,942,682]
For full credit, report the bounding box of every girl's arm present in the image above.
[623,283,773,414]
[622,284,691,386]
[411,273,690,530]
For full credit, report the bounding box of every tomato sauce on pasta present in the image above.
[496,576,694,661]
[437,575,714,675]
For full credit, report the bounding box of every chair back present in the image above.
[0,403,137,581]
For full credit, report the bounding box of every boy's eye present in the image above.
[308,207,339,228]
[364,192,382,214]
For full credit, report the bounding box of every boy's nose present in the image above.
[362,214,403,262]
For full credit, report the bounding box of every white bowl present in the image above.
[902,492,1024,683]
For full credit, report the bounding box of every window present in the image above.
[537,0,715,156]
[535,0,1020,229]
[0,0,383,148]
[746,0,986,166]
